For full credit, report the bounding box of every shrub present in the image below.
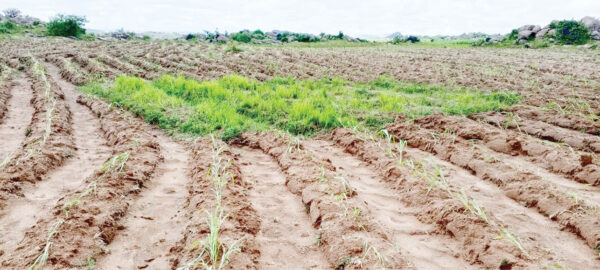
[549,20,591,45]
[406,36,420,43]
[143,35,150,40]
[296,34,319,42]
[507,29,518,40]
[392,35,420,44]
[47,14,86,37]
[185,33,197,40]
[231,32,251,43]
[0,21,15,31]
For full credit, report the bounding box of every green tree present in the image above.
[550,20,591,45]
[47,14,87,37]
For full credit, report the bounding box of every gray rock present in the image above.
[518,25,536,32]
[487,36,503,44]
[531,25,541,33]
[215,35,229,43]
[548,29,557,37]
[581,16,600,32]
[518,30,534,40]
[592,31,600,41]
[536,28,549,39]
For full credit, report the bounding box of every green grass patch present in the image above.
[80,74,519,139]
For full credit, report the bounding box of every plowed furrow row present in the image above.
[0,75,34,196]
[97,130,191,269]
[234,146,329,269]
[169,139,261,269]
[119,55,163,79]
[386,119,600,251]
[0,97,162,268]
[302,139,476,270]
[0,65,111,259]
[143,55,200,79]
[96,54,145,77]
[0,59,76,207]
[72,54,115,79]
[328,129,560,268]
[240,132,414,269]
[0,66,11,123]
[332,129,600,268]
[505,106,600,136]
[473,111,600,154]
[44,55,88,85]
[413,114,600,185]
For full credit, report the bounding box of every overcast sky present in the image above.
[1,0,599,37]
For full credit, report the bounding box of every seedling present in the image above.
[29,218,64,270]
[502,229,528,256]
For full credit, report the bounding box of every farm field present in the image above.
[0,38,599,269]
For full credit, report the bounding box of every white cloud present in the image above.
[1,0,599,36]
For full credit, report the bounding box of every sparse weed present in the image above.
[502,229,529,256]
[101,151,131,173]
[181,137,240,270]
[361,239,388,268]
[29,218,64,270]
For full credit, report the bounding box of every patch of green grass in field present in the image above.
[80,74,519,139]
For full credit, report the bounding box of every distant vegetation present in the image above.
[549,20,591,45]
[188,29,363,44]
[391,35,420,44]
[0,8,44,35]
[81,75,519,140]
[2,8,598,47]
[46,14,87,37]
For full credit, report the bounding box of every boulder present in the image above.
[518,30,534,40]
[548,29,557,36]
[215,35,229,43]
[487,36,503,44]
[518,25,536,32]
[536,28,549,39]
[531,25,542,33]
[581,16,600,32]
[592,31,600,41]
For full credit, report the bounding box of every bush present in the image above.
[549,20,591,45]
[296,34,319,42]
[2,21,15,29]
[507,29,518,40]
[185,33,196,40]
[392,35,420,44]
[231,32,251,43]
[47,14,86,37]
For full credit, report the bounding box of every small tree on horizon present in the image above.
[47,14,87,37]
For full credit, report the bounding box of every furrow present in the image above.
[473,111,600,154]
[302,139,477,270]
[169,139,261,269]
[413,114,600,185]
[505,106,600,136]
[333,129,600,269]
[0,96,162,268]
[239,132,416,269]
[0,58,76,208]
[233,146,330,269]
[386,118,600,251]
[97,130,191,269]
[0,64,111,259]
